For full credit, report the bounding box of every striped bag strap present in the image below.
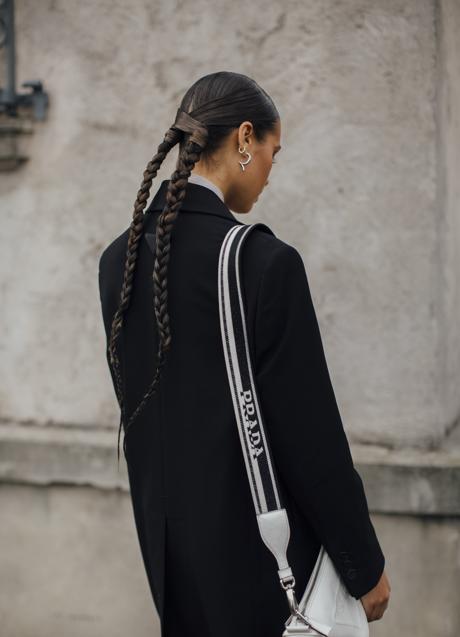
[217,222,298,604]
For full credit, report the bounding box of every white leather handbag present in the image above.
[217,223,369,637]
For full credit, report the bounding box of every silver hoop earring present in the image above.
[238,145,252,172]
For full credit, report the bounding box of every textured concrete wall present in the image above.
[0,484,159,637]
[436,0,460,449]
[0,483,459,637]
[1,1,459,635]
[0,0,457,448]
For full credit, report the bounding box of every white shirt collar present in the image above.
[188,173,225,203]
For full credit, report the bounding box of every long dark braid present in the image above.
[110,111,208,465]
[107,71,280,466]
[120,141,207,458]
[108,126,182,465]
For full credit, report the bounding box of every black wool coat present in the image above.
[98,179,385,637]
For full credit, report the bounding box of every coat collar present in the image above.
[146,179,242,224]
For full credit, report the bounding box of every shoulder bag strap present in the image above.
[217,222,300,614]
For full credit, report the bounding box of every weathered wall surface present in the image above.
[1,0,459,635]
[436,0,460,451]
[0,482,459,637]
[0,0,457,447]
[0,484,159,637]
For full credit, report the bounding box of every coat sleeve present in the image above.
[253,241,385,600]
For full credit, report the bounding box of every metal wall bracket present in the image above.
[0,0,49,171]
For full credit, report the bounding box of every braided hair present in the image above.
[108,71,279,465]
